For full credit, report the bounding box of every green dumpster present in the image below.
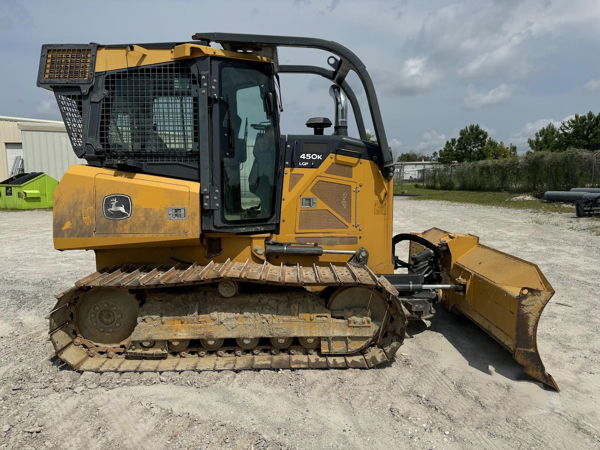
[0,172,58,210]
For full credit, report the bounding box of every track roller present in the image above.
[168,339,190,352]
[200,338,224,350]
[270,337,293,349]
[298,337,320,349]
[236,338,260,350]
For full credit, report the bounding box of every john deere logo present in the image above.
[102,194,132,220]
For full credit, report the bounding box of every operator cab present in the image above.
[38,33,395,234]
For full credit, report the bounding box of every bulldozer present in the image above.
[38,33,558,390]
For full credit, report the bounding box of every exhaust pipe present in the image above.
[329,85,348,136]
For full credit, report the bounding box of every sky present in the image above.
[2,0,600,156]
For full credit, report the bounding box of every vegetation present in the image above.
[528,112,600,152]
[396,151,434,162]
[399,113,600,194]
[393,184,575,213]
[527,123,562,152]
[423,148,600,192]
[437,124,517,163]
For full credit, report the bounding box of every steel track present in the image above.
[49,260,407,372]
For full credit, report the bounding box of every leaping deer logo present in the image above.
[107,197,128,215]
[103,194,131,220]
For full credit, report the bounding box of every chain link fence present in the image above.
[421,149,600,192]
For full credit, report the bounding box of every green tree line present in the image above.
[528,111,600,152]
[394,112,600,193]
[424,149,600,192]
[391,112,600,165]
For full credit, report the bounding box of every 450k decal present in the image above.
[299,153,324,160]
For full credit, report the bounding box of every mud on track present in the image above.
[0,200,598,449]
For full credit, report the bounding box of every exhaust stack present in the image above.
[329,85,348,136]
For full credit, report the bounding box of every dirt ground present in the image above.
[0,198,598,449]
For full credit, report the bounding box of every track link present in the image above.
[49,260,407,372]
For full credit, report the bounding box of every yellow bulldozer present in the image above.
[38,33,557,390]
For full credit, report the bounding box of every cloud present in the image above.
[389,138,402,150]
[307,76,331,92]
[0,16,12,29]
[457,33,532,79]
[36,98,61,120]
[584,78,600,92]
[509,115,575,148]
[463,83,512,110]
[4,0,600,156]
[376,57,440,97]
[0,0,31,30]
[415,130,447,154]
[327,0,340,12]
[382,0,407,19]
[480,124,496,135]
[409,0,600,81]
[411,2,522,75]
[389,138,403,157]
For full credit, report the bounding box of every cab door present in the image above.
[202,58,284,233]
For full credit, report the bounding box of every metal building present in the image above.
[18,121,84,181]
[0,116,43,181]
[0,116,83,182]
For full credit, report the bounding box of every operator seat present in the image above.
[222,112,246,215]
[248,125,275,215]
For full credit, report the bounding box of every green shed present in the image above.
[0,172,58,210]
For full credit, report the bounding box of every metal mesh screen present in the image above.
[56,93,84,149]
[100,63,198,159]
[44,48,92,81]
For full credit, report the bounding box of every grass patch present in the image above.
[585,226,600,236]
[393,184,575,213]
[582,217,600,235]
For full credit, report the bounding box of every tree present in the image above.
[528,123,561,152]
[456,124,489,162]
[558,111,600,151]
[396,151,432,162]
[438,138,458,164]
[438,125,488,163]
[438,125,516,163]
[528,111,600,152]
[484,138,517,159]
[366,132,377,143]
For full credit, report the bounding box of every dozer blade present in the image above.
[412,228,558,391]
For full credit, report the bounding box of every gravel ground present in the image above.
[0,199,598,449]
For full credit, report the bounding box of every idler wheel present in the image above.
[200,338,224,350]
[270,337,293,349]
[76,288,139,345]
[236,338,260,350]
